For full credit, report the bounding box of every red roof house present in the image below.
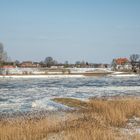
[115,58,129,65]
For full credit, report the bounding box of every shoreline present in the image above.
[0,95,139,120]
[0,74,85,78]
[0,72,139,78]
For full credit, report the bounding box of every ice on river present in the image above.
[0,75,140,114]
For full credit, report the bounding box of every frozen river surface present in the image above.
[0,75,140,115]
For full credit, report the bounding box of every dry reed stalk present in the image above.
[1,97,140,140]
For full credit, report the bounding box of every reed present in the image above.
[1,97,140,140]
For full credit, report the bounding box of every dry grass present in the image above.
[53,98,89,108]
[1,97,140,140]
[0,117,59,140]
[88,97,140,127]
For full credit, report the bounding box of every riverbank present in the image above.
[0,71,139,79]
[0,74,85,79]
[1,97,140,140]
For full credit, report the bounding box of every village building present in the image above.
[19,61,40,68]
[0,65,19,75]
[112,58,132,71]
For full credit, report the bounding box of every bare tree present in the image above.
[130,54,140,72]
[0,43,9,63]
[130,54,139,62]
[64,61,69,68]
[0,43,4,61]
[75,61,81,65]
[111,59,117,71]
[2,51,8,62]
[44,57,57,67]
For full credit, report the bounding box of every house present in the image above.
[115,58,129,65]
[0,65,16,69]
[20,61,40,68]
[0,65,17,75]
[112,58,132,71]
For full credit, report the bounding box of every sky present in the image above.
[0,0,140,63]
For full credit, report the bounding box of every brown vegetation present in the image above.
[1,97,140,140]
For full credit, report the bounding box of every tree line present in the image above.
[1,42,140,72]
[0,43,90,68]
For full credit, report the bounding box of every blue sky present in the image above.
[0,0,140,63]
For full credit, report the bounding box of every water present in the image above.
[0,76,140,115]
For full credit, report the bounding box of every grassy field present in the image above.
[1,97,140,140]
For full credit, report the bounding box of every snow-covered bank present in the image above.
[108,71,139,77]
[0,75,85,79]
[0,74,139,79]
[110,73,138,77]
[111,74,138,77]
[69,68,112,73]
